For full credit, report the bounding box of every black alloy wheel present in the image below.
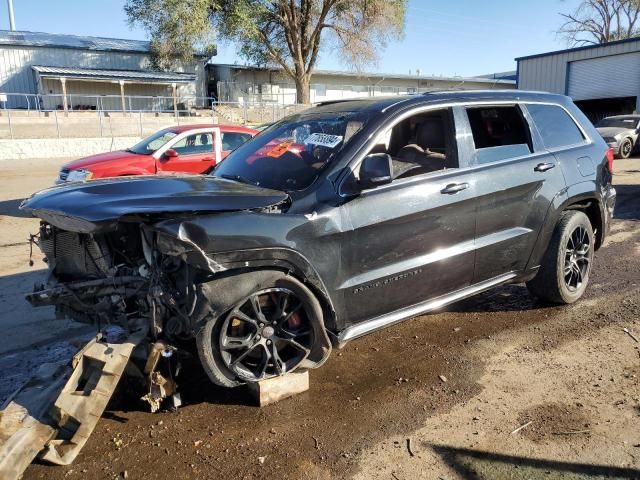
[218,288,314,382]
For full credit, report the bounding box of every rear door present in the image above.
[455,104,567,283]
[157,129,219,174]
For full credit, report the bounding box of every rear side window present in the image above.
[526,104,585,149]
[221,132,253,151]
[466,106,532,164]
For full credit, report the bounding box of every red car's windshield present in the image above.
[213,111,371,191]
[127,128,180,155]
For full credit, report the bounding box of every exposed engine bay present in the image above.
[28,221,212,341]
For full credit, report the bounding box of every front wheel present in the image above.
[618,138,633,159]
[527,211,594,304]
[196,272,326,387]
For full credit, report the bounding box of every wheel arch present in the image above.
[189,249,338,335]
[526,188,605,271]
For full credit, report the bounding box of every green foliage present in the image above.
[125,0,216,70]
[125,0,408,102]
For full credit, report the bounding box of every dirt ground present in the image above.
[1,156,639,479]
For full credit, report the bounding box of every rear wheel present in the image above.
[196,273,323,387]
[618,138,633,159]
[527,211,594,304]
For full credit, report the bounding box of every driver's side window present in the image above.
[172,133,214,156]
[365,108,458,180]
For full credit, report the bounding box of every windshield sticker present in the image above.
[266,142,293,157]
[304,133,343,148]
[165,132,178,138]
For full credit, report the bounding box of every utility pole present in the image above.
[7,0,16,31]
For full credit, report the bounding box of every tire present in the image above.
[196,271,325,388]
[618,138,633,159]
[526,210,594,304]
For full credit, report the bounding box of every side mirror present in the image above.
[165,148,179,158]
[358,153,393,189]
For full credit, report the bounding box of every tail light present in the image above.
[605,148,615,174]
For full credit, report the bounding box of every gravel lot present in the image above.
[1,156,639,479]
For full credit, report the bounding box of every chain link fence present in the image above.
[0,93,309,139]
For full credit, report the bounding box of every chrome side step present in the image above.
[337,272,518,346]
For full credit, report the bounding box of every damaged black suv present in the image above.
[22,91,616,388]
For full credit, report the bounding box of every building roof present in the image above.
[209,63,516,85]
[32,66,196,83]
[0,30,152,53]
[515,36,640,61]
[0,30,210,57]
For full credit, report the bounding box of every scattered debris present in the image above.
[313,436,320,449]
[406,438,415,457]
[391,473,401,480]
[438,375,448,383]
[552,429,591,435]
[510,421,533,435]
[623,327,639,343]
[258,456,266,465]
[140,342,179,413]
[193,440,203,447]
[453,327,461,333]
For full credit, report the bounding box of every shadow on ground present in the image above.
[0,198,30,218]
[429,444,640,479]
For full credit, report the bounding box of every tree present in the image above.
[126,0,407,104]
[558,0,640,46]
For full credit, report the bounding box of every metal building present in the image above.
[516,37,640,121]
[0,30,208,110]
[208,64,516,105]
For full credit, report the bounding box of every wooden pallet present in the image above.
[0,330,145,479]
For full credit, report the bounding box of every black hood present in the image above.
[20,175,289,233]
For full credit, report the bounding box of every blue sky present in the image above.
[2,0,581,76]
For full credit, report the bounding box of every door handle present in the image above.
[201,157,215,162]
[534,162,556,172]
[440,182,469,194]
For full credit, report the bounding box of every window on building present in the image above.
[314,84,327,97]
[466,106,532,164]
[526,104,585,149]
[172,133,213,155]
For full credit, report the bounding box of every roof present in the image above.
[309,90,567,114]
[0,30,210,57]
[0,30,151,53]
[515,36,640,61]
[168,124,258,133]
[209,63,516,85]
[32,66,196,83]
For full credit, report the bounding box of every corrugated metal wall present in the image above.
[567,52,640,100]
[0,45,206,107]
[517,38,640,95]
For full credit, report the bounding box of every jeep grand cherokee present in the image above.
[21,91,616,388]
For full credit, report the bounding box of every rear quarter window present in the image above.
[526,104,585,150]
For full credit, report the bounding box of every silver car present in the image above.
[595,115,640,159]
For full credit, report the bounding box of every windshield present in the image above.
[596,117,640,129]
[128,128,179,154]
[213,111,371,191]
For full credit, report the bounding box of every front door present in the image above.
[336,107,477,326]
[157,129,220,174]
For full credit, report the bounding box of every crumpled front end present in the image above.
[26,220,210,342]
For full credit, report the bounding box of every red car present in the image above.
[57,125,258,183]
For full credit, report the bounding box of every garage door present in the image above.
[567,52,640,101]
